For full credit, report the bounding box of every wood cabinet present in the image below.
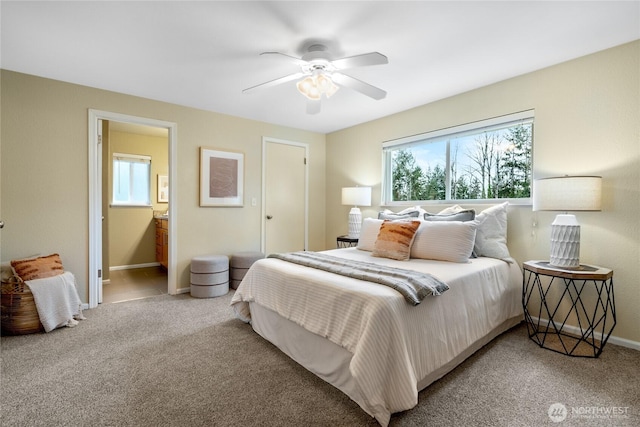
[155,218,168,269]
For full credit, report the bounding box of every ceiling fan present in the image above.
[242,44,388,114]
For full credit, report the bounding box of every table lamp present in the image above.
[532,176,602,269]
[341,187,372,238]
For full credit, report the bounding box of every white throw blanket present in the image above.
[26,272,85,332]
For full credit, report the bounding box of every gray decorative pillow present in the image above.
[424,209,475,222]
[378,210,421,220]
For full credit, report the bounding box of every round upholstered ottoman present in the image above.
[230,251,264,289]
[190,255,229,298]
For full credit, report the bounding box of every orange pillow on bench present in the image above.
[11,253,65,281]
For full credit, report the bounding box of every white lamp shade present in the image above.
[533,176,602,269]
[533,176,601,212]
[341,187,372,207]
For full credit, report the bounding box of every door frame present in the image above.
[88,109,178,308]
[261,137,309,254]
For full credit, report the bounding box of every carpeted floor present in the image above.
[1,292,638,426]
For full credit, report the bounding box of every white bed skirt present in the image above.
[250,301,522,422]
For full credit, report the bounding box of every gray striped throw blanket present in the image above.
[267,251,449,305]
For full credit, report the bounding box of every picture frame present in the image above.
[157,174,169,203]
[199,147,244,207]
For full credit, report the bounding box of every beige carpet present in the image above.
[1,292,638,426]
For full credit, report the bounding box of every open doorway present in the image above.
[88,110,177,309]
[102,121,169,303]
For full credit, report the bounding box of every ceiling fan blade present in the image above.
[331,73,387,100]
[331,52,388,70]
[260,51,308,66]
[242,72,305,94]
[306,99,321,115]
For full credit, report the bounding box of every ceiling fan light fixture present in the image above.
[317,74,339,98]
[296,73,339,100]
[245,45,387,106]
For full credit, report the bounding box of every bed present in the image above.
[230,203,523,426]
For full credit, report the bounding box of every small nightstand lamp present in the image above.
[342,186,371,238]
[533,176,602,268]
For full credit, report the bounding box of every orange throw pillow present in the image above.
[373,220,421,261]
[11,253,65,281]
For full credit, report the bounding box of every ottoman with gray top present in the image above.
[230,251,265,289]
[190,255,229,298]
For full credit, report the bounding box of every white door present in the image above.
[263,139,307,255]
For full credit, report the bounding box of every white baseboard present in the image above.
[109,262,161,271]
[177,287,190,295]
[609,335,640,351]
[529,316,640,351]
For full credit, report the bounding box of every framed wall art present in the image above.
[199,147,244,207]
[157,174,169,203]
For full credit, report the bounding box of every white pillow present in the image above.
[438,205,466,215]
[397,205,426,215]
[356,218,383,251]
[411,220,477,263]
[473,202,510,259]
[378,205,426,220]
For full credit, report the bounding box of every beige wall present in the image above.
[1,70,326,299]
[326,41,640,344]
[108,130,168,268]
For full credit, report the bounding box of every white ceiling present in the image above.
[2,1,639,134]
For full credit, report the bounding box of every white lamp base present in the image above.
[348,207,362,238]
[549,214,581,268]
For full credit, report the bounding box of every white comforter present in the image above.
[231,248,523,425]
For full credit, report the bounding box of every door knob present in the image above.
[0,220,4,229]
[266,215,273,220]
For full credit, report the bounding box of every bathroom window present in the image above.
[112,153,151,206]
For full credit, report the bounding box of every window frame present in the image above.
[111,152,152,207]
[381,110,534,206]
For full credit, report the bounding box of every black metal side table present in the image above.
[337,235,358,248]
[522,260,615,357]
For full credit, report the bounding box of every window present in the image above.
[382,111,533,204]
[112,153,151,206]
